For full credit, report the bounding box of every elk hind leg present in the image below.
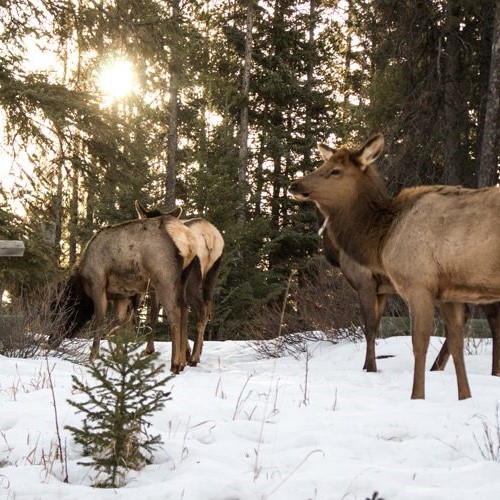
[408,292,434,400]
[187,260,207,367]
[158,286,185,374]
[439,302,471,400]
[189,297,209,367]
[156,267,191,374]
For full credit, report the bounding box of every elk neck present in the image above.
[320,172,396,273]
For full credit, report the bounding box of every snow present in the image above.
[1,336,500,499]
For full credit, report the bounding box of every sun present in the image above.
[97,59,136,100]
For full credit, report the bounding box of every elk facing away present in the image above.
[134,201,224,366]
[290,134,500,399]
[52,215,198,373]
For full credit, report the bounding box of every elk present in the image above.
[290,134,500,399]
[320,220,500,375]
[134,200,224,366]
[51,215,198,373]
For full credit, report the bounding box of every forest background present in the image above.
[1,0,500,341]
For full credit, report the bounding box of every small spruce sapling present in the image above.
[66,331,172,488]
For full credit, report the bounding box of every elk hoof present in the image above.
[188,358,199,367]
[363,361,377,373]
[170,362,187,374]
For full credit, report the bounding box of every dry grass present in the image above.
[0,283,89,363]
[247,257,364,359]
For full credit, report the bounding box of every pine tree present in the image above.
[66,331,172,488]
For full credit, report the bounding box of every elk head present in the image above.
[288,134,385,212]
[135,200,183,219]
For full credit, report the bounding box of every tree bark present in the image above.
[478,0,500,187]
[237,0,254,222]
[69,170,79,267]
[475,3,495,177]
[442,0,466,185]
[270,0,284,229]
[166,0,180,208]
[53,138,64,265]
[254,102,268,217]
[303,0,316,170]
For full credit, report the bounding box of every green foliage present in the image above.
[66,331,172,488]
[2,0,498,337]
[0,203,60,299]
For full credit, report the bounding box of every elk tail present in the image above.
[49,270,94,347]
[202,256,222,309]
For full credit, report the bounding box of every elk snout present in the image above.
[288,180,310,201]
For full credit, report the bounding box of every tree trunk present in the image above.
[53,138,64,265]
[270,0,284,229]
[442,0,466,185]
[271,152,282,228]
[475,2,495,179]
[343,0,352,107]
[254,132,265,217]
[254,101,268,217]
[303,0,316,170]
[69,171,79,267]
[237,0,254,222]
[478,0,500,187]
[165,0,180,208]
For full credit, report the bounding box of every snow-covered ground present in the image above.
[1,335,500,499]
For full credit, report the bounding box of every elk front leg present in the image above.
[482,303,500,376]
[357,287,386,373]
[431,303,471,372]
[430,341,450,371]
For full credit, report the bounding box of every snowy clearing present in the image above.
[1,336,500,499]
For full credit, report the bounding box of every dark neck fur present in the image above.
[323,168,395,271]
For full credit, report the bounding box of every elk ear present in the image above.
[317,143,335,161]
[355,134,385,170]
[166,206,183,219]
[135,200,148,218]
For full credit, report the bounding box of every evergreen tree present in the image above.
[66,331,172,488]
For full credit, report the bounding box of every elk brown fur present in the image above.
[53,215,198,374]
[134,200,224,366]
[290,134,500,399]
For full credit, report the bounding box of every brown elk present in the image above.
[134,201,224,366]
[290,134,500,399]
[51,215,198,373]
[320,221,500,375]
